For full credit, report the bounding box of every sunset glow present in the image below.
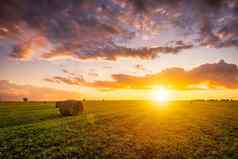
[0,0,237,101]
[152,88,170,102]
[1,1,238,159]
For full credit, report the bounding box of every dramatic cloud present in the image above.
[45,60,238,90]
[0,80,81,101]
[0,0,237,61]
[9,35,48,60]
[40,43,193,60]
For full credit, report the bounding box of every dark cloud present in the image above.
[190,60,238,88]
[130,0,179,12]
[45,60,238,90]
[0,0,238,61]
[40,43,193,60]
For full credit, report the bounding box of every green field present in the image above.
[0,101,238,159]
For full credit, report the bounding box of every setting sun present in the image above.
[152,88,170,102]
[0,1,238,158]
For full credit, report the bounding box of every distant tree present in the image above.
[207,99,217,102]
[220,99,230,102]
[23,98,28,102]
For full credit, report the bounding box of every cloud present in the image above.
[0,0,237,61]
[88,71,99,77]
[40,42,193,60]
[199,16,238,48]
[189,59,238,88]
[40,50,74,60]
[0,80,81,101]
[134,64,152,73]
[62,69,76,76]
[135,64,145,71]
[9,35,48,60]
[45,60,238,90]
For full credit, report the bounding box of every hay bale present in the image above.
[23,97,28,102]
[56,100,83,116]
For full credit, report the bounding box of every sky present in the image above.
[0,0,238,101]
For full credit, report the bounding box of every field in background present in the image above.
[0,101,238,159]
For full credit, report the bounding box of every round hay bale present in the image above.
[56,100,84,116]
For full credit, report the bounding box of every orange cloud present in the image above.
[0,80,81,101]
[10,35,48,60]
[40,50,74,60]
[45,60,238,90]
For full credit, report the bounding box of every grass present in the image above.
[0,101,238,159]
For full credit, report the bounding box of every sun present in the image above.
[152,87,170,102]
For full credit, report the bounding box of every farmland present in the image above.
[0,101,238,159]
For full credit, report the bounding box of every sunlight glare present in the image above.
[152,87,170,103]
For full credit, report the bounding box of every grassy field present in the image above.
[0,101,238,159]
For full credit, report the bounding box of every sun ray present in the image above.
[152,87,170,103]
